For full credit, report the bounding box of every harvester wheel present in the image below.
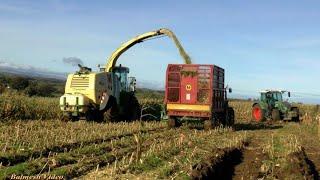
[204,119,214,130]
[168,116,177,128]
[252,104,265,122]
[271,109,281,121]
[120,92,141,121]
[127,95,141,121]
[103,97,119,122]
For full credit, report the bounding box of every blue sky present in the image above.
[1,0,320,102]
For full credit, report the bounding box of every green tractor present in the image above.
[252,90,299,122]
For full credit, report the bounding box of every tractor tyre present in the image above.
[204,119,214,130]
[271,109,281,121]
[168,116,177,128]
[291,107,300,122]
[226,107,235,128]
[252,104,266,122]
[103,97,119,122]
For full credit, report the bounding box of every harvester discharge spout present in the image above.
[105,28,192,72]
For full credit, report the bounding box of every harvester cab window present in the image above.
[113,66,129,91]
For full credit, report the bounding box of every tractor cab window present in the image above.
[113,66,129,91]
[261,93,267,101]
[272,92,283,101]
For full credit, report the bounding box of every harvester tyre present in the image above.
[120,92,141,121]
[271,109,281,121]
[103,97,119,122]
[252,104,265,122]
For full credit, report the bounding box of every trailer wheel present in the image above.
[252,104,265,122]
[168,116,177,128]
[204,119,214,130]
[271,109,281,121]
[226,107,235,127]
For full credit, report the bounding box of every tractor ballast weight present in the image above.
[164,64,234,129]
[252,90,299,122]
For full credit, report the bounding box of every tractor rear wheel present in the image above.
[291,107,300,122]
[271,109,281,121]
[252,104,265,122]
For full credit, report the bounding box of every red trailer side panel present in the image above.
[165,64,225,118]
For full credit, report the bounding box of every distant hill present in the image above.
[0,61,67,80]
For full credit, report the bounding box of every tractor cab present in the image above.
[260,90,291,103]
[252,90,299,122]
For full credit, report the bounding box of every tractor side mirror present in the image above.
[288,92,291,97]
[229,88,232,93]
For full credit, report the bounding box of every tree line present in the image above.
[0,74,64,97]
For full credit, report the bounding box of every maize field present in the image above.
[0,92,319,179]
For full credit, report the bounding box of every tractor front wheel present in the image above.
[252,104,265,122]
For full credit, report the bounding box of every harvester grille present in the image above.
[71,76,90,88]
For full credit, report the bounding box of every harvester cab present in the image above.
[252,90,299,122]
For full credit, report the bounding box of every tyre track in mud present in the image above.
[300,140,320,179]
[191,124,275,180]
[232,136,267,180]
[0,127,165,167]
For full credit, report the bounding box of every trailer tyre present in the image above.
[226,107,235,127]
[168,116,177,128]
[272,109,281,121]
[204,119,214,130]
